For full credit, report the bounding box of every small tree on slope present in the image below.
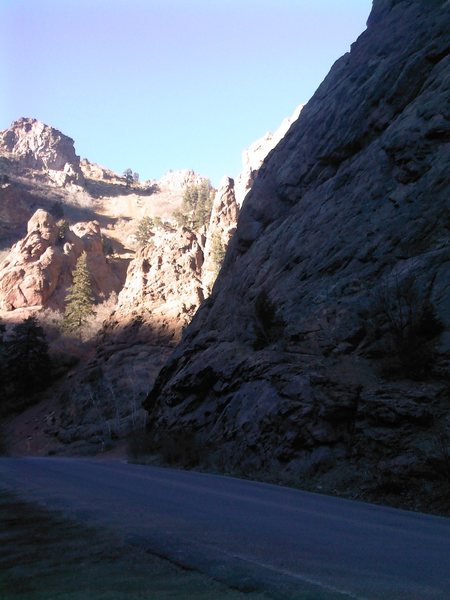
[63,251,94,334]
[134,216,154,248]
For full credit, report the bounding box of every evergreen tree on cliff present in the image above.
[6,316,51,396]
[123,168,134,188]
[174,180,214,229]
[135,216,154,248]
[63,251,94,334]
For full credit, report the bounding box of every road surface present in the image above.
[0,457,449,599]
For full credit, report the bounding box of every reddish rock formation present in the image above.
[0,209,120,310]
[116,225,205,331]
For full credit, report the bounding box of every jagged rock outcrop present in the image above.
[234,105,302,206]
[31,225,208,455]
[202,176,240,293]
[110,175,240,325]
[115,225,205,330]
[80,158,120,183]
[0,209,120,310]
[0,118,84,187]
[144,0,450,511]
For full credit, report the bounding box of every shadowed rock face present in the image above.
[202,177,239,294]
[144,0,450,507]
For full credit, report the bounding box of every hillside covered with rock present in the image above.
[0,105,298,454]
[144,0,450,512]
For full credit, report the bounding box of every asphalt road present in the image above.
[0,457,448,599]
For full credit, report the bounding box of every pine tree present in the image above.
[135,216,154,248]
[123,168,133,188]
[175,180,214,229]
[6,316,51,396]
[193,180,214,229]
[63,252,94,334]
[211,233,226,275]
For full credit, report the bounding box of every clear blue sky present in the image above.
[1,0,372,186]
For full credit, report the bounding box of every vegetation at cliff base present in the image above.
[375,276,444,379]
[0,316,51,415]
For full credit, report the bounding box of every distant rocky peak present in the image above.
[157,169,210,191]
[0,117,84,187]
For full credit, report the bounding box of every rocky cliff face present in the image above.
[116,226,205,329]
[144,0,450,512]
[113,174,241,323]
[0,115,245,455]
[0,118,84,187]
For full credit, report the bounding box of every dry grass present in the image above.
[0,490,267,600]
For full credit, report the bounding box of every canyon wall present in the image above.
[144,0,450,510]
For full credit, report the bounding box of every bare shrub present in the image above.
[375,276,443,379]
[37,308,65,341]
[253,289,285,349]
